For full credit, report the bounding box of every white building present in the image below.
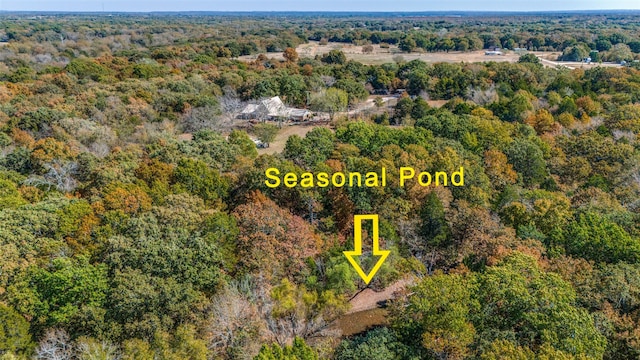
[239,96,312,121]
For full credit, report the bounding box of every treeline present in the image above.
[3,13,640,60]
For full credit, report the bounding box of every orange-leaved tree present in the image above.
[233,191,321,281]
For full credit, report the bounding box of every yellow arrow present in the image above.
[343,214,390,285]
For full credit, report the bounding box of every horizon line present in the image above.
[1,9,640,13]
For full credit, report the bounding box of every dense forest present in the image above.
[0,12,639,360]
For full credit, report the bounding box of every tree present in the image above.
[505,138,547,185]
[475,253,606,359]
[483,149,517,188]
[0,178,27,209]
[524,109,559,134]
[374,97,385,109]
[518,53,541,66]
[173,158,229,203]
[254,337,317,360]
[628,40,640,53]
[554,211,640,264]
[392,272,476,360]
[75,337,119,360]
[417,191,451,271]
[596,38,613,51]
[392,97,414,124]
[407,71,430,97]
[253,123,279,147]
[334,79,369,105]
[101,193,232,339]
[334,327,417,360]
[208,285,263,359]
[35,329,73,360]
[24,160,79,193]
[605,103,640,133]
[228,130,259,158]
[309,88,348,120]
[321,50,346,65]
[9,256,108,333]
[233,191,320,279]
[65,58,113,81]
[558,45,589,62]
[283,47,299,63]
[267,278,347,344]
[279,74,307,106]
[399,37,417,52]
[605,43,633,62]
[480,340,534,360]
[507,91,535,122]
[0,303,32,356]
[181,106,225,133]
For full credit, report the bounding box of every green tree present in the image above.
[518,53,541,65]
[605,43,633,62]
[475,253,606,358]
[399,37,417,52]
[554,212,640,264]
[418,191,451,257]
[628,40,640,53]
[65,58,113,81]
[0,303,32,356]
[228,130,259,158]
[0,178,27,209]
[392,272,476,360]
[334,327,417,360]
[505,138,547,185]
[393,97,414,123]
[254,337,317,360]
[8,256,108,333]
[334,79,369,105]
[596,38,613,51]
[279,74,307,106]
[253,123,279,147]
[559,45,589,62]
[173,158,229,203]
[480,340,534,360]
[321,50,347,65]
[309,88,348,120]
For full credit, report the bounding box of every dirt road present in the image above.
[537,56,621,70]
[347,277,413,314]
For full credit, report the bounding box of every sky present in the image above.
[0,0,639,12]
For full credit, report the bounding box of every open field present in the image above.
[240,41,526,65]
[239,41,623,69]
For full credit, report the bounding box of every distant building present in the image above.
[239,96,312,121]
[289,108,313,121]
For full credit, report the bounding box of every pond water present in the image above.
[332,308,389,336]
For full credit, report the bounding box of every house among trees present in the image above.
[239,96,312,121]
